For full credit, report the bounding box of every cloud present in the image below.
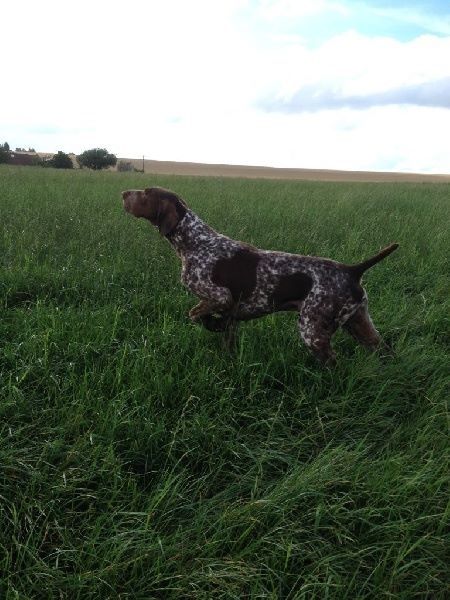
[256,31,450,115]
[260,77,450,112]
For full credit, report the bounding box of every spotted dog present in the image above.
[122,186,398,363]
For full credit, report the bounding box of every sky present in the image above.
[1,0,449,173]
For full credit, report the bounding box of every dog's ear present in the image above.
[143,187,186,235]
[158,199,180,236]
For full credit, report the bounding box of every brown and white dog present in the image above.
[122,186,398,363]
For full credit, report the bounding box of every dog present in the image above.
[122,186,398,363]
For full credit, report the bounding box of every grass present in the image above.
[0,165,449,599]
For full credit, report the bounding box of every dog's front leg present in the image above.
[194,310,239,351]
[188,281,233,323]
[189,297,231,323]
[197,312,231,332]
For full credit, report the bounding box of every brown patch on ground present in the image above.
[118,158,450,183]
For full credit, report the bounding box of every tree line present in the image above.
[0,143,117,170]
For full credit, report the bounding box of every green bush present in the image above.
[47,151,74,169]
[0,141,11,164]
[77,148,117,170]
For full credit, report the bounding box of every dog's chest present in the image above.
[180,245,233,290]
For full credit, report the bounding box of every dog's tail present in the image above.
[348,243,399,279]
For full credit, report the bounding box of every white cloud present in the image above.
[258,31,450,103]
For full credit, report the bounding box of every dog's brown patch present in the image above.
[271,272,313,310]
[212,248,260,302]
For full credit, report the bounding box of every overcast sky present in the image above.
[1,0,449,173]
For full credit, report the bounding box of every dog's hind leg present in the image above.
[342,303,381,350]
[298,304,338,365]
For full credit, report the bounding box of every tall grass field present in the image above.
[0,165,449,599]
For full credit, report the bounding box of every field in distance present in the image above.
[120,157,450,182]
[0,165,448,598]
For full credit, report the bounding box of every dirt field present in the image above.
[120,158,450,182]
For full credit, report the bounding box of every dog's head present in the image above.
[122,187,187,236]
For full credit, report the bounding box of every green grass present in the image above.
[0,165,449,599]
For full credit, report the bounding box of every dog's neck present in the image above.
[165,210,220,254]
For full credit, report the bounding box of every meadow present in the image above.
[0,165,449,599]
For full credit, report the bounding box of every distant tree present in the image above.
[15,147,26,152]
[0,142,11,164]
[77,148,117,170]
[28,147,36,152]
[48,151,73,169]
